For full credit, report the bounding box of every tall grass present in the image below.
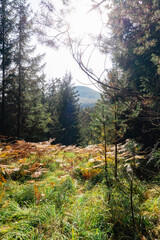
[0,146,159,239]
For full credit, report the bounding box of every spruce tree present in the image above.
[45,78,62,142]
[58,74,80,145]
[103,0,160,148]
[0,0,49,141]
[47,74,80,145]
[0,0,15,135]
[12,0,49,140]
[78,107,94,146]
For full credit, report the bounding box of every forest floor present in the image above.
[0,139,159,239]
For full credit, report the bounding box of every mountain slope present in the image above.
[75,86,100,106]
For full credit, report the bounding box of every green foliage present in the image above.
[105,0,160,149]
[0,141,159,239]
[1,223,34,240]
[125,139,143,156]
[13,185,35,207]
[90,97,114,144]
[152,148,160,168]
[144,144,160,176]
[78,107,94,146]
[46,74,80,145]
[0,0,50,141]
[0,0,160,238]
[24,102,50,142]
[0,0,17,135]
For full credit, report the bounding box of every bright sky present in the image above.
[29,0,111,91]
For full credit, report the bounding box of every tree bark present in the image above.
[1,0,5,135]
[114,110,118,179]
[17,4,23,138]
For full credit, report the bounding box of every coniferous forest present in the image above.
[0,0,160,239]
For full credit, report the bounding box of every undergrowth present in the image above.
[0,142,159,239]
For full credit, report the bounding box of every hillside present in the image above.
[0,139,159,239]
[75,86,100,107]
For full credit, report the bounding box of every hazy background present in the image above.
[29,0,111,91]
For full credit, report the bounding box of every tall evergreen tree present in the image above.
[46,74,80,145]
[13,0,32,138]
[0,0,15,135]
[102,0,160,148]
[46,78,62,142]
[58,74,80,145]
[12,0,49,140]
[0,0,50,140]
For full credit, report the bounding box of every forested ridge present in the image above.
[0,0,160,239]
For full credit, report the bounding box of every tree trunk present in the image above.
[102,105,107,182]
[114,110,118,179]
[1,0,5,135]
[130,178,135,228]
[17,5,23,138]
[115,142,118,179]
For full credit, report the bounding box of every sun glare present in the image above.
[68,2,101,38]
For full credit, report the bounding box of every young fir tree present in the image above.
[78,106,94,146]
[89,96,114,183]
[90,97,114,145]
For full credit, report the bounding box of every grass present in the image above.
[0,142,159,239]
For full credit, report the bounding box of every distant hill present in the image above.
[75,86,101,107]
